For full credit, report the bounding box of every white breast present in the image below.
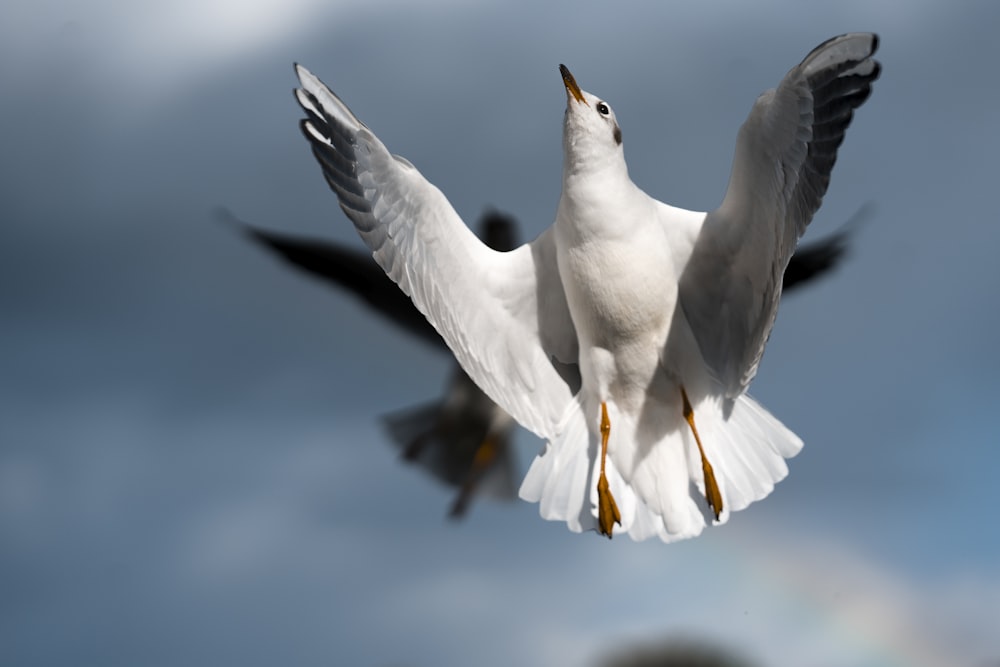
[554,185,679,400]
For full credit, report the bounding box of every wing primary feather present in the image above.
[683,33,879,396]
[293,63,578,443]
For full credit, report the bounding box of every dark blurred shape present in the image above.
[597,637,758,667]
[383,365,517,518]
[235,216,444,349]
[783,202,873,292]
[226,206,856,518]
[229,209,519,351]
[783,229,849,291]
[225,209,521,518]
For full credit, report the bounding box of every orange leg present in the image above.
[681,387,723,520]
[448,436,500,519]
[596,402,621,538]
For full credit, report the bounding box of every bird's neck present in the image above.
[557,157,642,244]
[561,154,635,211]
[561,133,628,179]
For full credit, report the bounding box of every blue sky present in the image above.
[2,1,999,666]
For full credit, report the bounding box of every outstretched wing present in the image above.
[679,33,880,396]
[294,65,578,440]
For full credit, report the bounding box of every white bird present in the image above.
[293,33,880,542]
[227,208,854,520]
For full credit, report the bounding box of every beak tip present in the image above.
[559,64,586,105]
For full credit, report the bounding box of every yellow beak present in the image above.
[559,64,586,105]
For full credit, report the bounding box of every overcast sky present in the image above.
[2,1,999,666]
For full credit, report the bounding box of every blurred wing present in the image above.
[679,33,880,396]
[294,65,578,440]
[782,201,872,292]
[232,217,445,349]
[781,227,850,292]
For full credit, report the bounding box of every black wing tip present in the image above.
[298,117,313,139]
[299,118,319,147]
[804,32,881,72]
[833,31,880,55]
[291,62,307,96]
[293,62,310,81]
[299,117,333,147]
[870,59,883,83]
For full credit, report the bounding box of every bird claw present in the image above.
[702,459,723,521]
[597,471,621,538]
[682,386,724,522]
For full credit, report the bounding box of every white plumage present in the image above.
[294,33,880,542]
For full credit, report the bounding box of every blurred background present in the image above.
[2,1,998,666]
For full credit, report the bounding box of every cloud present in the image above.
[0,0,469,115]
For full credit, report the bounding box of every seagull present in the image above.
[293,33,880,541]
[227,209,523,518]
[227,208,855,519]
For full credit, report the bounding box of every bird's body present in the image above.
[554,134,696,534]
[293,33,880,542]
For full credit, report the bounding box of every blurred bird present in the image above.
[292,33,879,540]
[228,210,520,518]
[228,207,856,519]
[598,636,758,667]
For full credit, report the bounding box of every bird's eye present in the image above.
[597,102,610,116]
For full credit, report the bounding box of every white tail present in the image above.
[519,392,802,543]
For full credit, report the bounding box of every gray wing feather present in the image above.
[679,33,880,397]
[295,65,578,440]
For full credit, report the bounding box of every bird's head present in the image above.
[559,64,623,172]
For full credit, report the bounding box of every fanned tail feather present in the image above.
[519,393,802,543]
[519,397,596,533]
[695,393,803,515]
